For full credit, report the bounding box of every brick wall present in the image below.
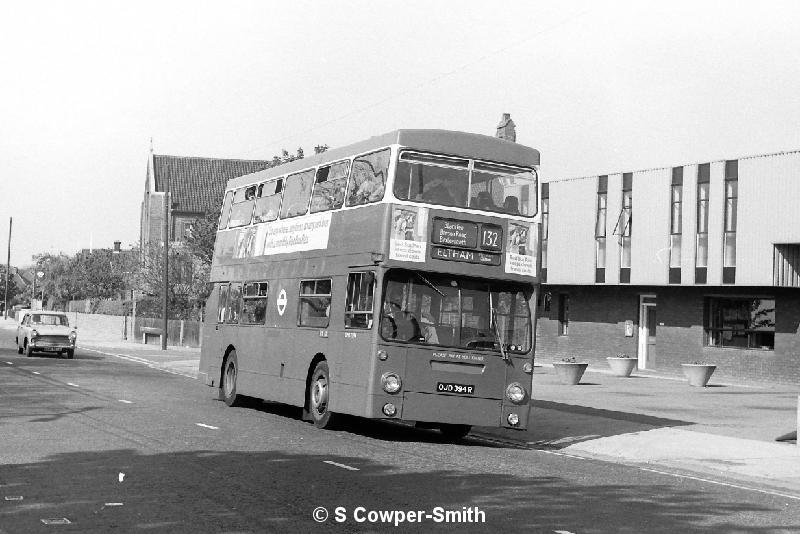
[536,285,800,384]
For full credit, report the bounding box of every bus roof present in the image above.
[228,129,540,190]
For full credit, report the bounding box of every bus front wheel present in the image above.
[308,361,337,429]
[439,424,471,441]
[221,351,243,407]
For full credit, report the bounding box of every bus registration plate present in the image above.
[437,382,474,395]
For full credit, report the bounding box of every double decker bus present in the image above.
[199,130,540,439]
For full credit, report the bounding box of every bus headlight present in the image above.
[382,403,397,417]
[507,413,520,426]
[377,350,388,361]
[522,362,533,374]
[381,372,402,394]
[505,382,526,404]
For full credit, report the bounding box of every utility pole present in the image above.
[161,168,170,350]
[4,217,10,320]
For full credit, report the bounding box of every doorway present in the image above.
[637,295,657,369]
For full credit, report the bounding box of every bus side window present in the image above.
[241,282,269,324]
[311,160,350,213]
[227,283,242,324]
[298,279,332,328]
[345,272,375,329]
[228,186,257,228]
[218,191,234,229]
[217,284,230,323]
[345,149,390,207]
[281,169,315,218]
[254,179,283,223]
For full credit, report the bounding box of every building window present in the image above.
[669,167,683,284]
[614,173,632,283]
[241,282,269,325]
[345,272,375,329]
[541,183,549,283]
[298,279,332,327]
[558,294,569,336]
[595,176,608,283]
[705,297,775,350]
[723,160,738,284]
[695,163,710,284]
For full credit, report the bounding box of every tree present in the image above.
[0,266,19,306]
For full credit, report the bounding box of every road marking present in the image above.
[118,399,133,404]
[4,361,12,365]
[196,423,219,430]
[118,473,125,482]
[554,531,576,534]
[66,382,79,387]
[41,518,71,525]
[32,371,40,375]
[639,467,800,501]
[83,347,198,380]
[104,502,123,506]
[4,496,23,501]
[323,460,359,471]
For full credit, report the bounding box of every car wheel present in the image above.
[66,349,74,359]
[307,361,338,429]
[17,345,23,355]
[25,342,34,358]
[221,351,243,407]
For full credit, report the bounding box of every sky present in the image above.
[1,0,799,266]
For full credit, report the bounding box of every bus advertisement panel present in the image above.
[199,130,540,439]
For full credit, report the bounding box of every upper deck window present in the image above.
[470,162,537,217]
[311,160,350,213]
[218,191,234,229]
[346,149,390,206]
[394,152,469,208]
[281,169,315,218]
[394,151,537,216]
[254,179,283,223]
[228,186,257,228]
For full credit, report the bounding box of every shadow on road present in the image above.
[0,447,796,534]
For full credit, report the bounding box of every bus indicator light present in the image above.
[522,362,533,374]
[382,403,397,417]
[381,373,402,394]
[505,383,527,404]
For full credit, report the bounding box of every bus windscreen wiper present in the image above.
[414,272,445,297]
[491,306,509,361]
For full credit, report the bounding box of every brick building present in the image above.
[140,153,274,248]
[536,149,800,384]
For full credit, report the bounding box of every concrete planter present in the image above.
[606,357,637,377]
[681,363,717,387]
[553,362,589,385]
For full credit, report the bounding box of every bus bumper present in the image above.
[374,392,529,430]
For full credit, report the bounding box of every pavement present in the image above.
[3,316,799,497]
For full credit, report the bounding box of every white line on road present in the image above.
[104,502,123,506]
[639,467,800,501]
[195,423,219,430]
[4,361,12,365]
[118,400,133,404]
[323,460,359,471]
[31,371,40,375]
[66,383,79,387]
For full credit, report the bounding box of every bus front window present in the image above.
[380,271,531,353]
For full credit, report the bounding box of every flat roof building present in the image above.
[537,149,800,384]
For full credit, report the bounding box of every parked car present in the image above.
[16,311,77,358]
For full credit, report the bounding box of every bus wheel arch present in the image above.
[220,346,243,407]
[304,355,338,429]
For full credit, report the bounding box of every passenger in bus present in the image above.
[421,177,455,205]
[475,191,496,211]
[503,196,520,214]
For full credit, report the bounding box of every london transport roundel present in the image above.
[277,289,287,316]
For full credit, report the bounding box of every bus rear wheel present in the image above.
[308,361,337,429]
[221,351,243,407]
[439,424,471,441]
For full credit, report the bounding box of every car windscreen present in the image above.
[31,314,69,326]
